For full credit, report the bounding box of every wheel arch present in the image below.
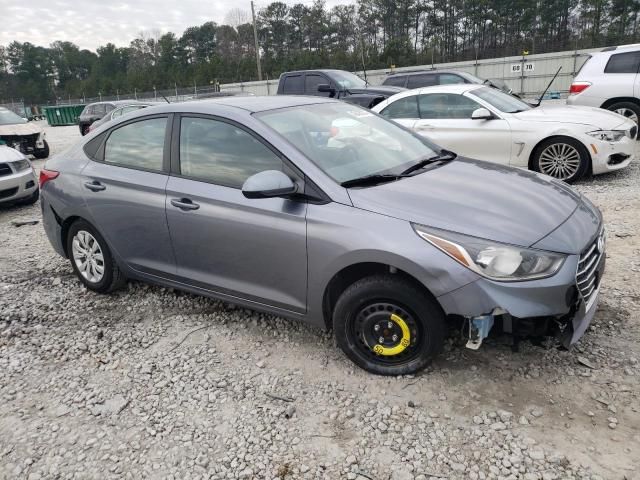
[321,262,443,331]
[600,97,640,109]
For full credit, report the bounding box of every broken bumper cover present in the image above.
[437,250,605,347]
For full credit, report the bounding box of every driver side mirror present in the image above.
[471,108,494,120]
[317,84,336,94]
[242,170,298,199]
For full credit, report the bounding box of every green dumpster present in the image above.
[44,104,86,126]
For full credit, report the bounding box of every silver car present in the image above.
[0,145,39,205]
[567,44,640,135]
[40,97,604,375]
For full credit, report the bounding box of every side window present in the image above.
[384,76,407,87]
[282,75,304,94]
[179,117,284,188]
[104,117,167,171]
[407,74,437,89]
[381,96,419,119]
[604,52,640,73]
[94,104,107,115]
[438,73,466,85]
[418,93,481,119]
[105,104,115,113]
[305,74,331,96]
[111,108,123,119]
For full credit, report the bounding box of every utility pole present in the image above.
[251,1,262,81]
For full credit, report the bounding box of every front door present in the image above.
[165,115,308,313]
[80,115,176,276]
[378,94,420,130]
[414,92,512,164]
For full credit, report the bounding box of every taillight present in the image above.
[39,169,59,188]
[569,82,591,95]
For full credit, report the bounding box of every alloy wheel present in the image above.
[614,107,639,126]
[72,230,105,283]
[538,143,581,180]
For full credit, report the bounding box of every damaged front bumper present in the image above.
[437,231,606,349]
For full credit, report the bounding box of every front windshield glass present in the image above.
[330,71,367,89]
[256,103,439,184]
[0,108,27,125]
[472,86,531,113]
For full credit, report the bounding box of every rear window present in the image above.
[383,76,407,87]
[282,75,304,94]
[604,51,640,73]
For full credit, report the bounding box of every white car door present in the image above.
[377,95,420,130]
[413,92,512,164]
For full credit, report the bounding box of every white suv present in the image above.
[567,44,640,138]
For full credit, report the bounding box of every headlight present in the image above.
[412,224,566,281]
[11,159,31,171]
[587,130,626,142]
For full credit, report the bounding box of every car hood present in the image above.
[512,105,630,129]
[348,158,588,252]
[0,145,27,163]
[0,122,42,136]
[349,85,407,96]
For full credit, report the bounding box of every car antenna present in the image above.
[535,67,561,107]
[160,94,171,104]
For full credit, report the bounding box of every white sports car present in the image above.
[372,84,636,182]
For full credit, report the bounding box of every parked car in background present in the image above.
[568,44,640,134]
[88,103,152,133]
[0,107,49,159]
[0,145,38,205]
[373,84,636,182]
[277,69,405,108]
[41,96,604,375]
[78,101,143,136]
[382,69,519,97]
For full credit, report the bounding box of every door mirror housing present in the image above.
[471,107,494,120]
[317,84,335,94]
[242,170,298,199]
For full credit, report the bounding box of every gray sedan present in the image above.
[40,96,604,375]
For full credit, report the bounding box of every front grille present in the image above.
[0,163,12,177]
[0,186,18,199]
[576,228,605,305]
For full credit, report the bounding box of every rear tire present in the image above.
[66,220,125,293]
[606,102,639,139]
[532,136,589,183]
[333,275,444,376]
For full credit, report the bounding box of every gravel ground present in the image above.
[1,122,639,480]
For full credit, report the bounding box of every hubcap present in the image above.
[354,302,421,364]
[72,230,105,283]
[614,107,639,126]
[538,143,581,180]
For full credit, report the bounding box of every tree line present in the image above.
[1,0,639,104]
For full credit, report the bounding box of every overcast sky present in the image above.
[3,0,351,52]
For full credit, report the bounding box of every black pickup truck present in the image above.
[276,69,405,108]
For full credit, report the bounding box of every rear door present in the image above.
[413,92,512,164]
[80,115,176,276]
[165,115,308,313]
[378,94,420,129]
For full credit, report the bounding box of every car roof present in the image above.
[386,69,465,77]
[142,95,342,115]
[279,69,351,76]
[599,43,640,55]
[377,84,484,105]
[86,100,146,107]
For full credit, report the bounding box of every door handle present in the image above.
[171,198,200,211]
[415,124,434,131]
[84,181,106,192]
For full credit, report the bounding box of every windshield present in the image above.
[255,103,439,184]
[471,86,531,113]
[0,108,27,125]
[331,71,368,89]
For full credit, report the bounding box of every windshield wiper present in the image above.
[400,149,457,176]
[341,174,407,188]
